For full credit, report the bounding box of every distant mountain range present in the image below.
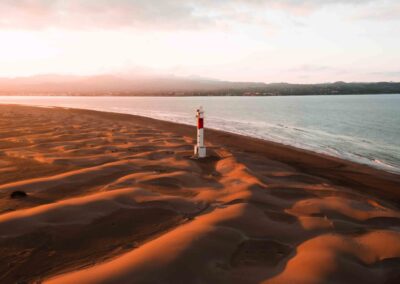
[0,74,399,96]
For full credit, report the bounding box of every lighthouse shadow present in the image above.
[186,151,222,177]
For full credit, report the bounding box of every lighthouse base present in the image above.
[194,145,207,158]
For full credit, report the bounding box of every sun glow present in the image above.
[0,0,399,82]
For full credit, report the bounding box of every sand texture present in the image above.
[0,105,400,284]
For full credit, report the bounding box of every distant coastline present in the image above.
[0,74,399,96]
[2,92,400,97]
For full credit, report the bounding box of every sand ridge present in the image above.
[0,105,399,283]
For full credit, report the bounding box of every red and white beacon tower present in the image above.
[194,106,206,158]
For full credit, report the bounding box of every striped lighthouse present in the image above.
[194,106,206,158]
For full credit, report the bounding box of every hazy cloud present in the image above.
[290,65,332,72]
[370,71,400,77]
[289,65,346,74]
[0,0,389,30]
[352,2,400,21]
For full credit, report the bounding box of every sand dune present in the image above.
[0,105,399,283]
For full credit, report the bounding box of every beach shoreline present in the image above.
[1,104,400,283]
[65,105,400,203]
[1,94,398,176]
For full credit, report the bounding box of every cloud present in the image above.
[0,1,210,30]
[0,0,388,30]
[352,2,400,21]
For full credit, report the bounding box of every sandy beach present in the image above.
[1,104,400,284]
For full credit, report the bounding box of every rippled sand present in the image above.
[0,105,399,284]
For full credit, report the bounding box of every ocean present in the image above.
[1,94,399,174]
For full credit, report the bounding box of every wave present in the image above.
[372,159,397,170]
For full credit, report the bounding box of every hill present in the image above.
[0,75,399,96]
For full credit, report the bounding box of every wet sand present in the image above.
[0,104,399,284]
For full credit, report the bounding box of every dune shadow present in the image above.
[0,207,185,283]
[230,239,293,268]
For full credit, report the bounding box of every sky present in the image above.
[0,0,399,83]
